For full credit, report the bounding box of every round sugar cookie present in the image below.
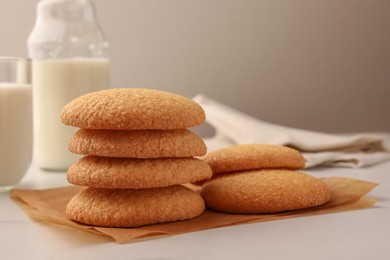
[67,156,213,189]
[202,144,306,175]
[66,185,205,228]
[61,88,205,130]
[200,170,331,214]
[68,129,207,158]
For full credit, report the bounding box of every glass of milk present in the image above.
[0,57,32,191]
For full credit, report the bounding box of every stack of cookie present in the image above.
[60,88,212,227]
[198,144,331,214]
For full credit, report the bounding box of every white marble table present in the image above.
[1,159,389,260]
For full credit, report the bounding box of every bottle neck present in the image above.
[28,0,109,59]
[38,0,96,22]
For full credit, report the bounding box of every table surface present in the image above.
[1,159,390,260]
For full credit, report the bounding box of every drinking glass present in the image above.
[0,57,32,191]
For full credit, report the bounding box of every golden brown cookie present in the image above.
[68,129,207,158]
[61,88,205,130]
[67,156,213,189]
[200,170,331,214]
[66,185,205,227]
[202,144,306,175]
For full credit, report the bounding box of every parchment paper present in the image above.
[10,177,378,244]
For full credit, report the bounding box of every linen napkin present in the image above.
[193,95,390,168]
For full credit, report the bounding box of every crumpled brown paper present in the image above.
[10,177,378,244]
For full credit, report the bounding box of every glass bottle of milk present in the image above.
[28,0,110,171]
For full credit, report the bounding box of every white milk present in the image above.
[32,58,110,170]
[0,84,32,187]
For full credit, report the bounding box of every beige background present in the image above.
[1,0,389,135]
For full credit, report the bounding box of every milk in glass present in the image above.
[0,83,32,187]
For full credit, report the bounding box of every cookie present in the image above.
[61,88,205,130]
[201,144,305,175]
[66,185,205,227]
[200,170,331,214]
[68,129,207,158]
[67,156,213,189]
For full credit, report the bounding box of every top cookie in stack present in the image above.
[61,88,212,228]
[61,88,205,130]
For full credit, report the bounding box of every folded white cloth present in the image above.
[193,95,390,168]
